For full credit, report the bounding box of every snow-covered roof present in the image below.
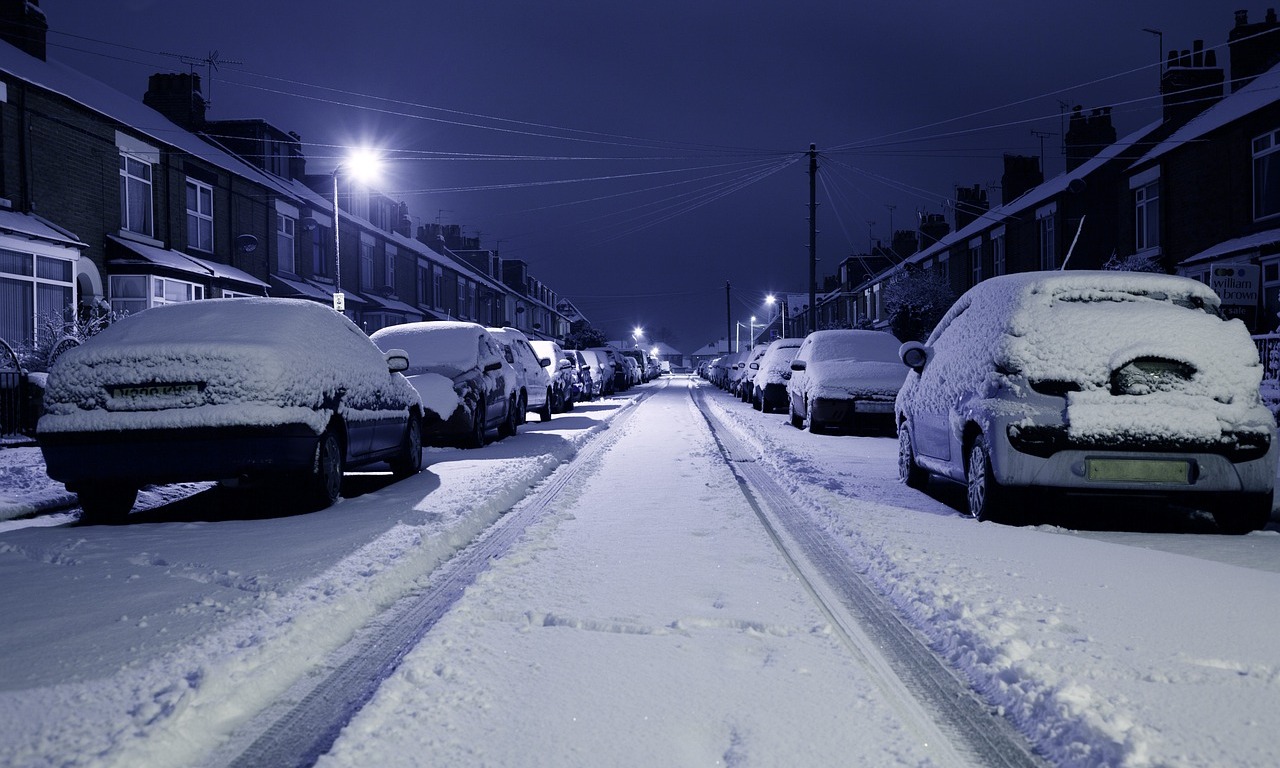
[1133,62,1280,168]
[0,209,84,249]
[1179,226,1280,267]
[106,235,268,289]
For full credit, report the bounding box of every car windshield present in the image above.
[810,332,901,363]
[372,323,481,376]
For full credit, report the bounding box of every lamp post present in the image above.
[330,149,381,312]
[749,315,757,348]
[766,294,788,338]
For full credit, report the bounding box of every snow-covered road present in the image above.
[1,375,1279,767]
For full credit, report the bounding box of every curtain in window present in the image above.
[0,276,33,347]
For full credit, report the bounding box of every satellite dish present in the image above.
[1068,178,1087,194]
[235,234,259,253]
[300,217,318,232]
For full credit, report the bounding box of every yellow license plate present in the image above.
[1085,458,1191,484]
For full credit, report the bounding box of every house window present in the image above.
[359,240,374,289]
[277,213,296,274]
[119,152,154,236]
[311,229,325,276]
[109,274,203,315]
[1254,129,1280,220]
[969,238,982,287]
[1038,204,1058,270]
[185,179,214,252]
[384,245,396,288]
[1134,181,1160,251]
[433,267,442,308]
[418,265,430,306]
[0,248,75,347]
[991,230,1006,276]
[456,276,468,319]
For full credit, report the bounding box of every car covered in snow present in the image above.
[786,329,906,433]
[528,339,577,413]
[38,298,424,521]
[895,270,1278,532]
[371,321,519,448]
[735,344,769,402]
[751,337,804,412]
[488,327,554,422]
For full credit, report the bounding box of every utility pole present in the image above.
[808,144,818,334]
[725,281,731,353]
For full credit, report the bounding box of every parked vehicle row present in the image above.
[705,270,1278,533]
[36,300,636,523]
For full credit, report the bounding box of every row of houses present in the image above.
[0,0,580,361]
[800,8,1280,340]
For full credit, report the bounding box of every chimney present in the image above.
[1229,7,1280,92]
[1001,154,1043,205]
[0,0,47,60]
[143,72,208,130]
[1064,105,1117,171]
[917,212,950,250]
[953,184,989,231]
[1161,39,1225,124]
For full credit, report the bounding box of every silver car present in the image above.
[895,270,1277,532]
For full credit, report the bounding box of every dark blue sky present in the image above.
[49,0,1231,349]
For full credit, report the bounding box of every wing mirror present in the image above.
[790,360,807,372]
[385,349,409,373]
[484,361,503,373]
[538,357,552,367]
[899,341,930,372]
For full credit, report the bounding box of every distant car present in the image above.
[528,339,577,413]
[489,327,554,422]
[371,321,519,448]
[786,329,906,433]
[586,347,621,395]
[736,344,770,402]
[578,349,609,397]
[751,338,803,412]
[895,270,1278,532]
[570,349,597,401]
[38,298,424,521]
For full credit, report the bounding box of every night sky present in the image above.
[48,0,1232,350]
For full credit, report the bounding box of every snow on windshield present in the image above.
[808,330,902,363]
[371,321,482,377]
[39,298,415,434]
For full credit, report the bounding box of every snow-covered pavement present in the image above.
[2,375,1280,767]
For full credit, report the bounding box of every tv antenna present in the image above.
[160,49,242,108]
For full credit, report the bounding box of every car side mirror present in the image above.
[899,341,929,372]
[559,359,573,369]
[484,361,503,373]
[385,349,410,373]
[749,362,759,370]
[539,357,552,368]
[790,360,807,372]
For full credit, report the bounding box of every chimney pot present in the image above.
[1237,10,1249,26]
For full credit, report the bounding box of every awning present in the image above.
[270,273,332,302]
[0,210,85,250]
[1179,227,1280,267]
[107,235,268,294]
[362,289,425,319]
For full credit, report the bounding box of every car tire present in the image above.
[789,402,803,429]
[77,484,138,524]
[539,388,554,422]
[966,433,1017,523]
[389,415,423,478]
[753,389,764,412]
[806,400,822,433]
[463,400,487,449]
[1212,493,1273,534]
[499,395,519,439]
[898,425,927,489]
[306,427,344,510]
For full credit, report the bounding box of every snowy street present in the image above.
[2,376,1280,766]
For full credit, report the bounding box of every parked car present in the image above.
[370,320,519,449]
[529,339,577,413]
[895,270,1278,532]
[38,298,424,521]
[571,349,597,401]
[736,344,770,402]
[489,327,554,422]
[587,347,622,394]
[579,349,609,397]
[787,329,906,433]
[751,338,804,412]
[617,349,648,383]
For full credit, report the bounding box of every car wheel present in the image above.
[753,388,764,412]
[789,401,803,429]
[806,400,822,433]
[539,387,554,422]
[966,433,1016,523]
[463,400,487,449]
[550,386,565,414]
[1212,492,1273,534]
[306,427,344,510]
[898,425,927,489]
[389,415,423,478]
[499,395,519,439]
[77,484,138,524]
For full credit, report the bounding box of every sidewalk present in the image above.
[0,444,77,521]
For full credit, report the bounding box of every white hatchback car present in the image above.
[895,270,1277,532]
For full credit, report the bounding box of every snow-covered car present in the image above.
[38,298,424,521]
[787,330,906,433]
[371,321,519,448]
[569,349,596,401]
[736,344,769,401]
[528,339,577,413]
[584,348,618,396]
[751,337,804,412]
[895,270,1278,532]
[489,327,554,422]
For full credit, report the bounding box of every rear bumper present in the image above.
[811,397,896,428]
[40,424,321,488]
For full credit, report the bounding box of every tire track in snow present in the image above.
[204,386,661,768]
[690,383,1045,768]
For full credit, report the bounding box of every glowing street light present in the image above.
[632,325,645,348]
[766,294,788,338]
[331,148,382,312]
[749,315,757,347]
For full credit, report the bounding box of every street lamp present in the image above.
[766,294,788,338]
[749,315,757,348]
[331,148,381,312]
[632,325,644,348]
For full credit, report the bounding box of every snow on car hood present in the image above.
[38,298,418,434]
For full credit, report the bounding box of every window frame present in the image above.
[185,178,214,253]
[119,151,154,237]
